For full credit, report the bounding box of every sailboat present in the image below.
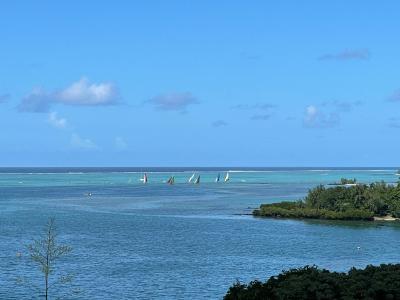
[194,175,200,184]
[188,173,196,183]
[224,172,230,182]
[140,173,148,184]
[167,176,175,185]
[215,173,220,182]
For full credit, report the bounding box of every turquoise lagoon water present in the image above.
[1,168,400,299]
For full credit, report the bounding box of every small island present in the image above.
[253,181,400,221]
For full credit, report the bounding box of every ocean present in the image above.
[1,167,400,299]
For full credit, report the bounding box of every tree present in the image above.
[28,218,72,300]
[224,264,400,299]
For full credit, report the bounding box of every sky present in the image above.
[0,0,399,167]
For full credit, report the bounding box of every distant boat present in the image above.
[224,172,230,182]
[167,176,175,185]
[215,173,220,182]
[140,173,148,184]
[194,175,200,184]
[188,173,196,183]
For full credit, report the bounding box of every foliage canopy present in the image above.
[224,264,400,300]
[254,181,400,220]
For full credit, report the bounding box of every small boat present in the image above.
[140,173,148,184]
[188,173,196,183]
[224,172,230,182]
[215,173,220,182]
[167,176,175,185]
[194,175,200,184]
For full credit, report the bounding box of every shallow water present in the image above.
[0,168,399,299]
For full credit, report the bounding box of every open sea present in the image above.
[1,167,400,299]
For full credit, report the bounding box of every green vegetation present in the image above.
[21,218,76,299]
[253,202,374,220]
[254,181,400,221]
[224,264,400,300]
[338,177,357,184]
[327,178,357,186]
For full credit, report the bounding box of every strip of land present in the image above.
[253,181,400,221]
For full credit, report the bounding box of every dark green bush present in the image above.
[224,264,400,300]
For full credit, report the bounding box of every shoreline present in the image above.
[253,208,400,222]
[374,215,399,221]
[254,214,400,222]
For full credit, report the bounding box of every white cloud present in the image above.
[303,105,339,128]
[48,111,67,129]
[18,78,119,112]
[303,101,360,129]
[147,92,198,112]
[115,136,128,151]
[305,105,318,120]
[70,133,98,150]
[57,78,118,105]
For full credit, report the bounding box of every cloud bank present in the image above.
[19,78,119,112]
[147,92,198,112]
[303,100,362,128]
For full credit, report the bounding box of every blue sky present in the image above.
[1,1,399,167]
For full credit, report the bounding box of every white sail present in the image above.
[188,173,195,183]
[167,176,174,185]
[194,175,200,184]
[224,172,229,182]
[215,173,220,182]
[140,173,148,183]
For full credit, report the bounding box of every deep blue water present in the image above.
[1,168,400,299]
